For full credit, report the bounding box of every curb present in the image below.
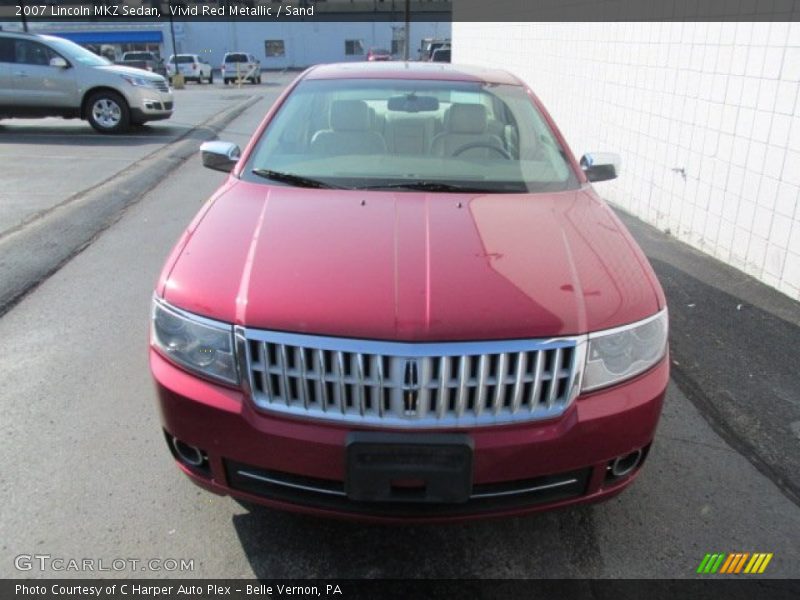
[0,94,262,318]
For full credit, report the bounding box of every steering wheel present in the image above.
[452,142,512,159]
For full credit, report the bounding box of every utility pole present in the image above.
[19,0,29,32]
[168,1,184,88]
[403,0,410,60]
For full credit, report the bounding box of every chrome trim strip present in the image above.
[376,355,385,418]
[493,352,508,415]
[437,356,450,420]
[546,347,562,409]
[241,327,584,428]
[470,478,579,499]
[335,351,346,414]
[530,350,544,410]
[238,469,579,501]
[237,470,347,497]
[586,308,667,339]
[299,347,310,410]
[279,344,291,407]
[456,356,469,418]
[511,351,526,413]
[475,354,488,417]
[242,328,580,356]
[153,295,234,331]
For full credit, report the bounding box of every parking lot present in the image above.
[0,79,275,237]
[1,74,799,580]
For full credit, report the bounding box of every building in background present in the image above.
[454,18,800,302]
[0,0,450,66]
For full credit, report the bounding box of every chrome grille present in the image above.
[238,329,585,428]
[154,80,169,92]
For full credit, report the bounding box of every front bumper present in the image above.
[152,350,668,522]
[125,86,174,122]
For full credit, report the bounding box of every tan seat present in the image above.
[431,104,505,158]
[310,100,387,156]
[385,115,436,155]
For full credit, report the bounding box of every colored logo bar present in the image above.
[696,553,773,574]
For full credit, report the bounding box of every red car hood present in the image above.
[160,181,662,340]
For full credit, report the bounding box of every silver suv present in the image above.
[0,32,174,134]
[222,52,261,85]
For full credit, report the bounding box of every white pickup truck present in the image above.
[166,54,213,84]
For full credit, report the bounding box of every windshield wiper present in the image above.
[354,181,497,193]
[251,169,345,189]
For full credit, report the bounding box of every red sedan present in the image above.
[151,62,669,522]
[366,48,393,61]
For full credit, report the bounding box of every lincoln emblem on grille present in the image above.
[402,359,420,415]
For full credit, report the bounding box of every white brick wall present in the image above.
[453,22,800,300]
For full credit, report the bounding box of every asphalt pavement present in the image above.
[0,81,265,238]
[0,78,798,580]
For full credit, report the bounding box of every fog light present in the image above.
[608,449,643,478]
[169,435,207,469]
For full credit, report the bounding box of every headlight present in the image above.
[582,309,668,392]
[151,297,239,385]
[121,74,159,88]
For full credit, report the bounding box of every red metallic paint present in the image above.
[152,63,669,520]
[159,185,662,340]
[153,350,668,522]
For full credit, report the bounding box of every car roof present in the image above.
[304,62,523,85]
[1,31,60,42]
[0,30,36,38]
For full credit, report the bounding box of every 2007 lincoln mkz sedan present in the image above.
[150,62,669,521]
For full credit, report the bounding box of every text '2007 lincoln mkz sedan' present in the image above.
[150,62,668,522]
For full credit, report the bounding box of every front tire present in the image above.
[86,91,130,134]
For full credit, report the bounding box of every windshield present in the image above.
[172,55,195,64]
[124,52,155,60]
[225,53,248,63]
[43,37,110,66]
[244,78,579,193]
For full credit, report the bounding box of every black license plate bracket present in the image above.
[346,432,473,503]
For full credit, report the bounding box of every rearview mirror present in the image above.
[49,57,68,68]
[580,152,620,182]
[388,95,440,113]
[200,141,241,173]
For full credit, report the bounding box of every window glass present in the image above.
[0,38,14,63]
[345,40,364,56]
[244,78,578,194]
[265,40,285,57]
[41,37,110,66]
[14,40,56,66]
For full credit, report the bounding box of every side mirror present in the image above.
[49,57,69,68]
[580,152,620,182]
[200,141,241,173]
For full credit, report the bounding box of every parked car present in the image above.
[366,48,392,62]
[151,62,668,521]
[166,54,213,84]
[118,51,167,77]
[419,38,450,61]
[430,47,451,63]
[0,31,173,133]
[222,52,261,84]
